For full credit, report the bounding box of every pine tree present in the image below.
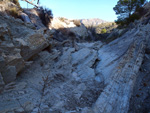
[113,0,146,21]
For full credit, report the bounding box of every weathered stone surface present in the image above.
[24,9,46,29]
[20,12,31,23]
[0,73,5,92]
[96,28,140,83]
[72,48,91,66]
[91,24,150,113]
[0,2,150,112]
[1,66,16,83]
[20,33,49,60]
[69,24,89,38]
[0,56,5,71]
[0,13,51,84]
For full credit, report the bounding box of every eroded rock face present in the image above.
[23,9,46,29]
[0,13,51,89]
[1,2,150,112]
[20,12,31,23]
[0,41,104,112]
[1,22,150,113]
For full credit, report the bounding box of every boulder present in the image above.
[19,33,49,60]
[23,9,46,29]
[20,12,31,23]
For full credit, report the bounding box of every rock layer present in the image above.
[0,13,51,89]
[0,2,150,112]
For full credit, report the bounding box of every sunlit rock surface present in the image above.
[0,1,150,113]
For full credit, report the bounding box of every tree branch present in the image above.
[21,0,39,8]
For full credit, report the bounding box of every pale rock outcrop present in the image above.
[91,24,150,113]
[0,13,51,89]
[0,22,150,112]
[69,24,89,38]
[81,18,107,27]
[0,42,103,112]
[72,48,97,81]
[0,2,150,113]
[50,17,76,29]
[50,17,89,40]
[23,9,46,29]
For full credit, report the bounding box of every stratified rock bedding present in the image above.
[0,2,150,112]
[0,21,150,113]
[0,13,52,90]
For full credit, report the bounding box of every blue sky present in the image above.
[19,0,118,22]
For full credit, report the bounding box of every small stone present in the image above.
[43,64,49,70]
[95,76,102,83]
[32,108,39,112]
[24,102,34,112]
[72,72,80,81]
[14,82,27,90]
[18,91,25,95]
[14,107,24,113]
[41,105,49,109]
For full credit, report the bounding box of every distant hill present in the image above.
[80,18,107,27]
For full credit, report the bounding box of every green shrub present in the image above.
[112,23,115,26]
[115,7,146,27]
[101,28,107,34]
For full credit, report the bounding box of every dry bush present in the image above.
[58,17,70,25]
[8,0,21,7]
[73,20,81,27]
[59,17,67,22]
[6,7,19,18]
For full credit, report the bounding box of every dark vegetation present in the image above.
[113,0,147,27]
[38,7,53,28]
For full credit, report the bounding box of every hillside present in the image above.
[0,1,150,113]
[81,18,107,27]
